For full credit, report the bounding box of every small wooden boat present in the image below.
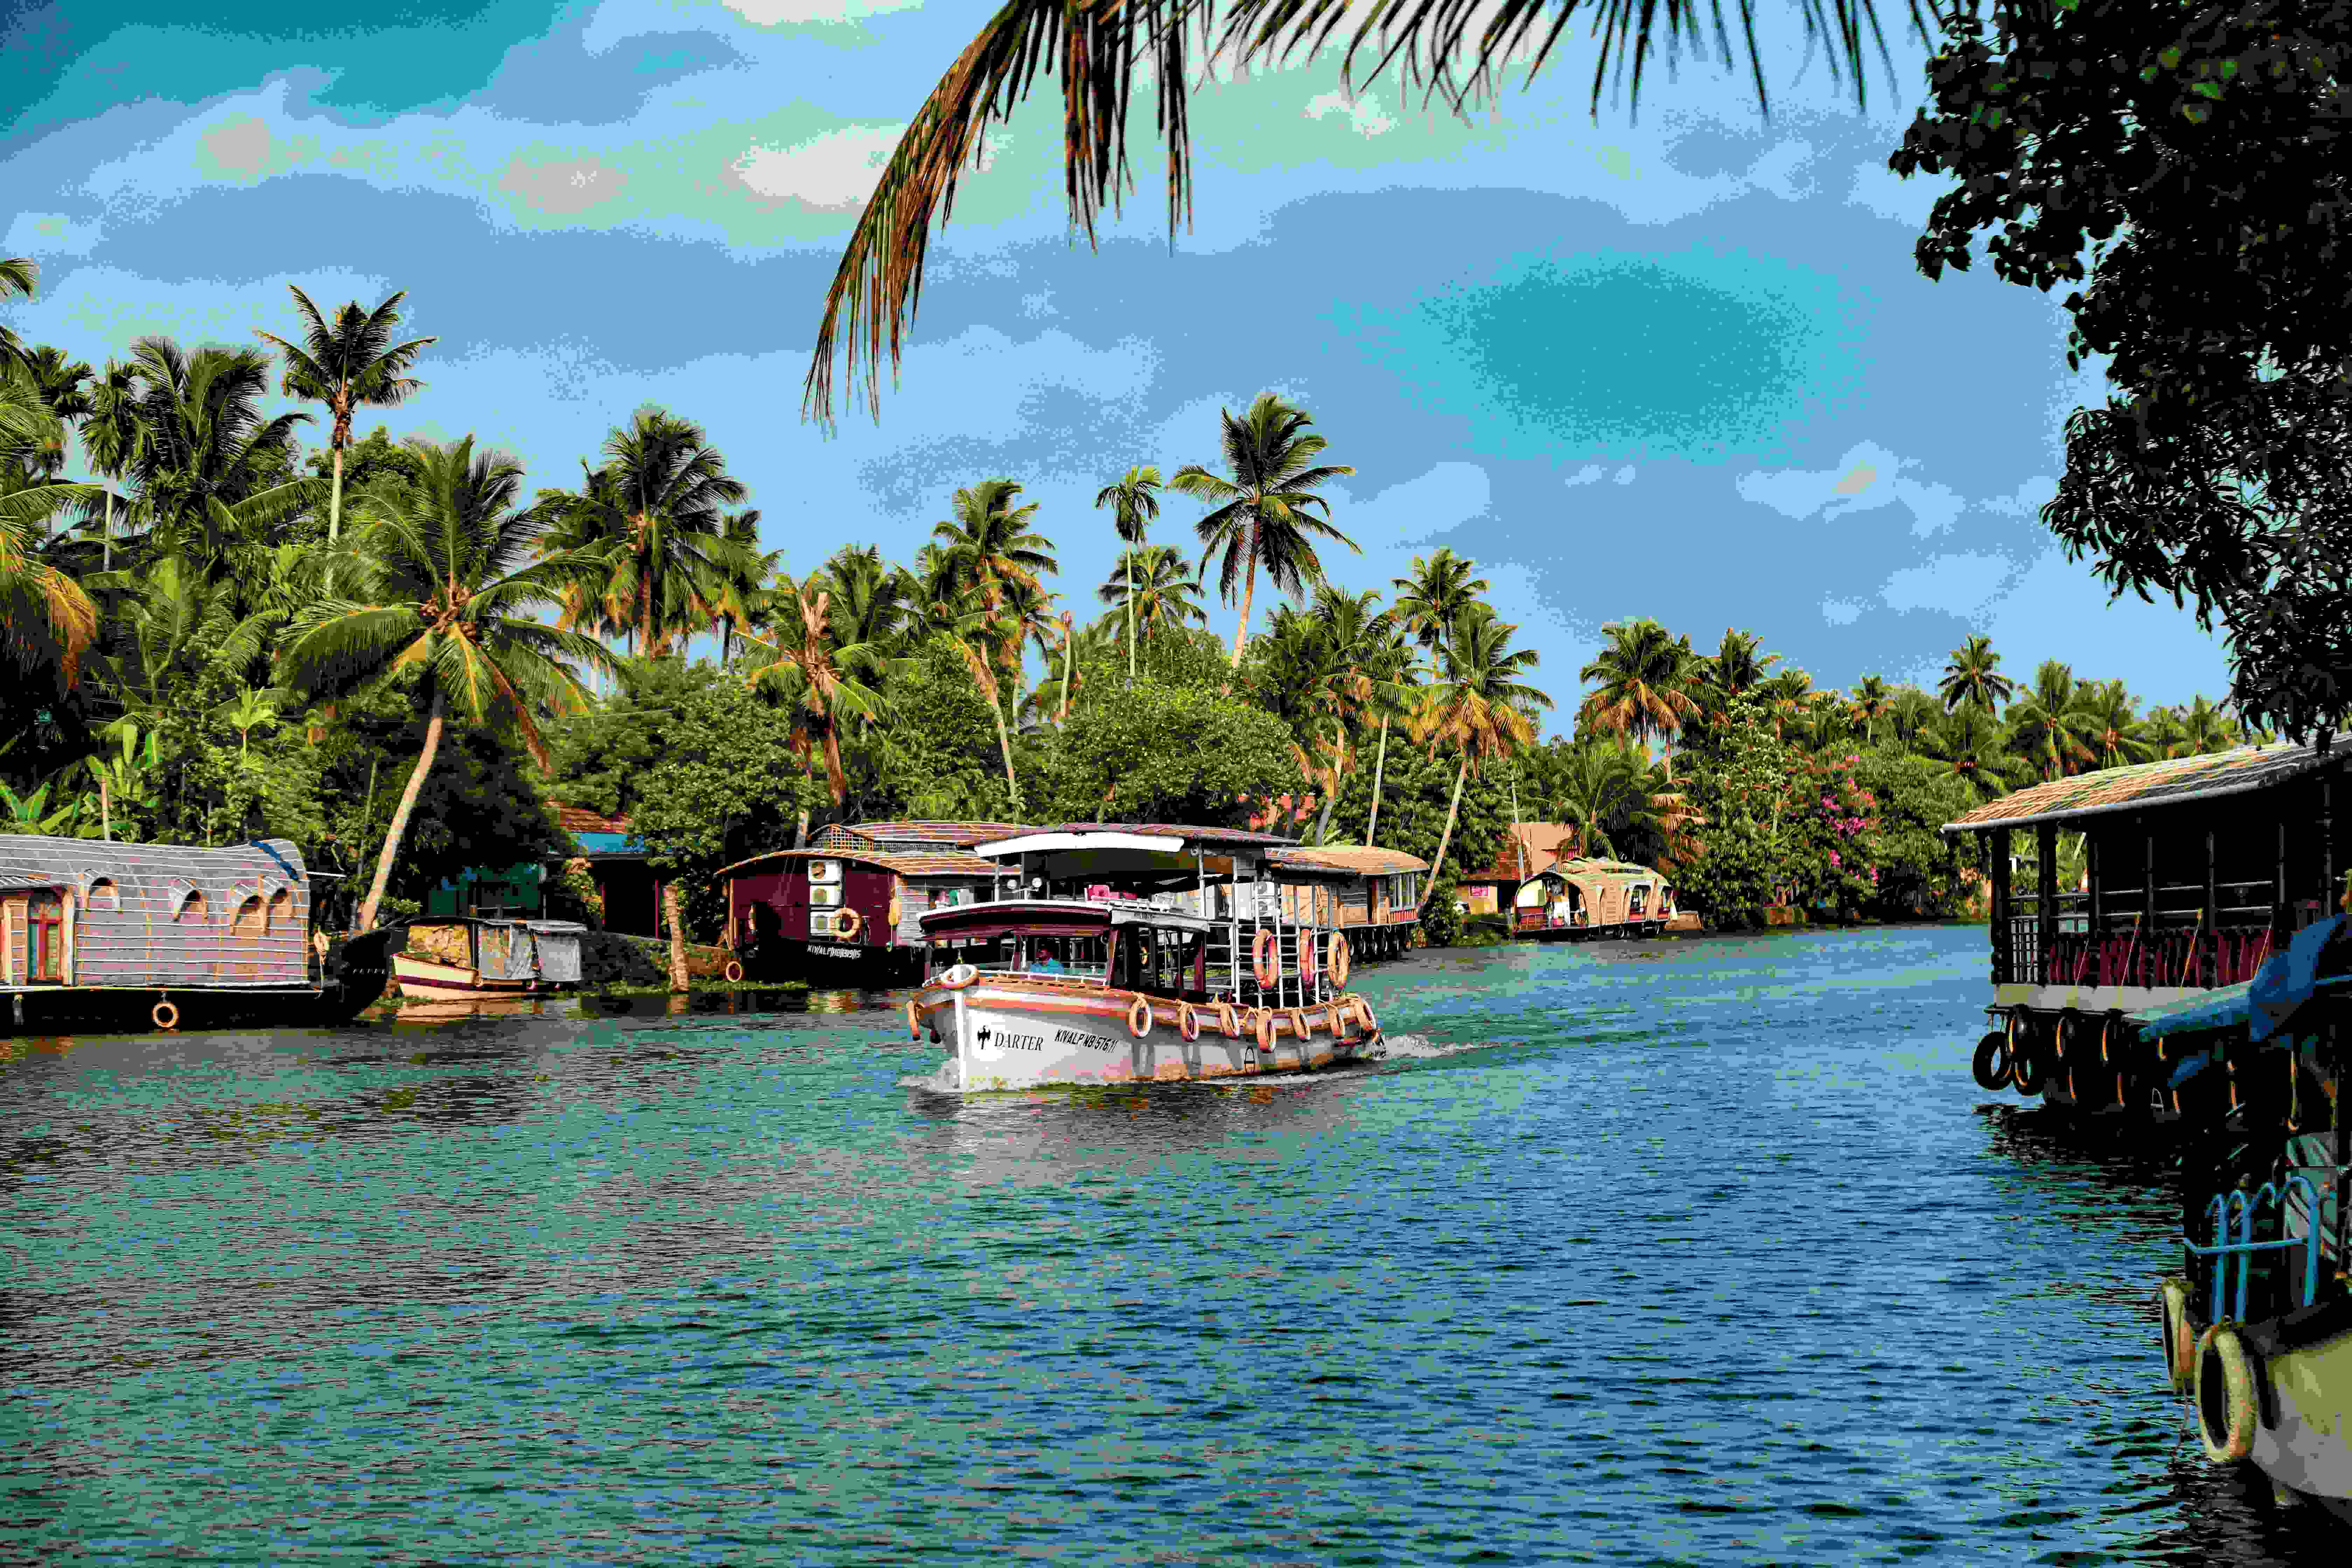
[904,826,1383,1091]
[391,918,586,999]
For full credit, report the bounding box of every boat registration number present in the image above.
[807,943,862,959]
[1054,1028,1118,1054]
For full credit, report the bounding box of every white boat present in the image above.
[392,918,587,999]
[903,826,1384,1091]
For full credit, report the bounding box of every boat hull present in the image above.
[392,954,569,999]
[2174,1296,2352,1519]
[910,975,1378,1091]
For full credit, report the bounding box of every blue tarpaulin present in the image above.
[2132,916,2352,1087]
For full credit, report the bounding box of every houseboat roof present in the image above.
[917,898,1214,938]
[1462,822,1576,883]
[819,820,1032,851]
[1941,741,2343,834]
[0,834,308,894]
[1266,845,1429,876]
[711,845,1002,880]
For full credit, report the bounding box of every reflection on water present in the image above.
[2,926,2346,1563]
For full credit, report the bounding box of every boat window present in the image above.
[27,892,65,982]
[176,890,206,924]
[268,889,295,929]
[232,896,266,937]
[86,877,119,912]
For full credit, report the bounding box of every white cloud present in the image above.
[499,154,628,215]
[1564,463,1604,487]
[1879,551,2020,618]
[1335,461,1492,543]
[4,212,104,258]
[1821,596,1864,626]
[729,124,903,211]
[1611,464,1636,486]
[722,0,925,24]
[1736,441,1966,536]
[1984,475,2056,519]
[1303,88,1396,138]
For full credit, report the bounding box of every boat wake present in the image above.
[894,1032,1479,1093]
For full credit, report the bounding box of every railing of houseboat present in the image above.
[2188,1177,2328,1324]
[2001,878,2294,988]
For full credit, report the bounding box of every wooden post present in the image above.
[2037,822,2058,985]
[2276,813,2291,938]
[2204,821,2221,988]
[1989,828,2012,985]
[2325,770,2339,912]
[2086,831,2103,931]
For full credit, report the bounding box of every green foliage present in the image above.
[1030,675,1297,827]
[1324,747,1505,891]
[852,636,1019,822]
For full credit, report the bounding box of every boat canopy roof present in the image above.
[1266,845,1428,878]
[917,898,1213,941]
[1942,741,2342,835]
[712,845,1002,880]
[972,823,1293,880]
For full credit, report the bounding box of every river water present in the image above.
[2,925,2342,1564]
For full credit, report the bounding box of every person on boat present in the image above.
[1030,943,1064,975]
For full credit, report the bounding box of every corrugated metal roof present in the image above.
[552,802,630,835]
[1267,846,1429,875]
[830,820,1032,849]
[1022,822,1298,848]
[712,846,1003,880]
[1942,742,2342,833]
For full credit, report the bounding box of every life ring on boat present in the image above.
[1324,1001,1347,1038]
[1288,1007,1311,1041]
[152,1000,180,1031]
[723,959,745,983]
[1328,933,1351,989]
[2193,1322,2260,1463]
[1128,996,1154,1040]
[939,964,979,990]
[1970,1030,2012,1091]
[1178,1002,1201,1041]
[1215,1001,1240,1039]
[906,999,923,1041]
[1253,929,1279,988]
[834,907,862,941]
[2158,1279,2197,1394]
[1298,935,1317,990]
[1356,999,1379,1034]
[1253,1008,1275,1053]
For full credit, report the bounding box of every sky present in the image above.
[0,0,2235,733]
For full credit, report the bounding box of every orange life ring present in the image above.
[1128,996,1154,1039]
[1253,1008,1275,1052]
[723,959,745,983]
[1328,933,1351,989]
[1288,1007,1311,1041]
[834,907,862,941]
[939,963,979,990]
[906,999,922,1040]
[152,1000,180,1031]
[1299,934,1318,990]
[1253,929,1279,988]
[1356,1000,1379,1033]
[1324,1001,1346,1038]
[1215,1001,1240,1039]
[1178,1002,1200,1041]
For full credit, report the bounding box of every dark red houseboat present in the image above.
[716,821,1024,985]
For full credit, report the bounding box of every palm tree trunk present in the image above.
[1126,551,1136,682]
[102,490,113,572]
[1228,519,1258,667]
[1426,754,1470,889]
[821,717,849,807]
[355,689,445,931]
[1060,623,1074,722]
[1364,715,1390,847]
[988,689,1021,808]
[663,879,690,994]
[1313,721,1343,845]
[328,442,345,544]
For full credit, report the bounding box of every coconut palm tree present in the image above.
[1094,464,1161,679]
[2076,679,2154,772]
[1548,737,1655,861]
[1939,633,2016,713]
[916,597,1026,809]
[1919,704,2016,804]
[1390,548,1489,664]
[1416,605,1553,888]
[0,256,36,372]
[11,345,91,483]
[255,287,435,544]
[119,337,316,568]
[1885,686,1942,749]
[1096,543,1206,666]
[1577,618,1702,774]
[280,435,611,931]
[933,477,1058,617]
[1704,628,1779,709]
[1849,673,1894,740]
[741,571,890,808]
[799,4,1898,424]
[2002,659,2094,780]
[2179,694,2238,755]
[536,407,754,657]
[1358,613,1420,848]
[705,509,780,666]
[78,359,142,571]
[0,377,98,692]
[1174,393,1356,666]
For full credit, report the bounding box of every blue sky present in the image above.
[1,0,2233,730]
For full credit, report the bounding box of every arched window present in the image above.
[232,896,266,938]
[85,877,119,911]
[267,889,294,930]
[175,890,207,924]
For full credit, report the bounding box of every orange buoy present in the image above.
[1216,1001,1240,1039]
[152,1000,179,1031]
[1253,929,1279,988]
[939,964,979,989]
[1253,1008,1275,1053]
[1128,996,1154,1039]
[906,999,922,1040]
[834,907,863,941]
[1178,1002,1201,1041]
[723,959,745,983]
[1328,932,1351,989]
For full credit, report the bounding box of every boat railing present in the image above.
[2188,1177,2327,1324]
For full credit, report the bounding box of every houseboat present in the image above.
[1510,856,1675,940]
[2137,916,2352,1516]
[0,833,383,1032]
[390,917,588,998]
[717,821,1028,985]
[905,825,1384,1090]
[1942,741,2349,1115]
[1265,845,1427,959]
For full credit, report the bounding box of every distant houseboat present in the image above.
[907,825,1381,1090]
[1265,845,1427,959]
[1511,857,1674,940]
[717,821,1027,985]
[0,834,381,1032]
[390,918,587,998]
[1942,741,2349,1114]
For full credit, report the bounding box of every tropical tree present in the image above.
[741,572,889,808]
[933,477,1057,615]
[118,337,316,567]
[701,508,779,666]
[79,359,143,571]
[254,287,434,544]
[1094,464,1161,679]
[2178,695,2238,756]
[0,377,97,692]
[1390,548,1489,664]
[0,257,35,372]
[1547,737,1657,861]
[799,4,1899,423]
[1357,613,1420,849]
[1416,605,1553,887]
[2002,659,2093,781]
[1577,618,1703,773]
[919,599,1026,809]
[1884,686,1942,749]
[279,435,611,930]
[2076,680,2154,772]
[1849,674,1894,741]
[535,407,754,656]
[1173,393,1356,666]
[1704,628,1779,708]
[1939,634,2016,713]
[1918,704,2016,805]
[1096,543,1206,664]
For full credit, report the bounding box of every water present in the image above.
[3,926,2342,1563]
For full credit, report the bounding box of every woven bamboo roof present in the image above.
[713,846,1002,880]
[1943,742,2341,833]
[1267,845,1429,876]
